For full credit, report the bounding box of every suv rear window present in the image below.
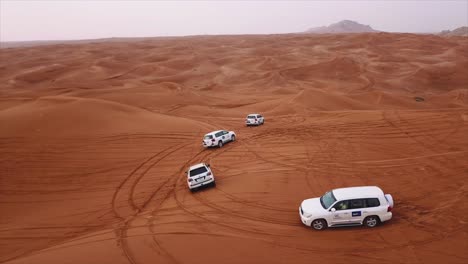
[366,198,380,207]
[247,115,256,119]
[204,135,213,139]
[189,167,208,177]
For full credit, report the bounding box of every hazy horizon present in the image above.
[1,0,467,42]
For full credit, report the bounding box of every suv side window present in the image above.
[349,199,365,209]
[258,115,263,118]
[365,198,380,207]
[215,132,222,137]
[333,200,350,210]
[223,131,228,135]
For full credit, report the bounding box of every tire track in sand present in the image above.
[112,142,192,264]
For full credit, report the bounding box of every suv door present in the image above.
[362,198,381,222]
[215,132,223,143]
[221,131,229,142]
[348,199,366,224]
[331,200,353,225]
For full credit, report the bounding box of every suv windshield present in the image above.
[189,167,208,177]
[204,135,213,140]
[320,191,337,209]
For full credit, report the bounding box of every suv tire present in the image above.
[364,216,379,228]
[311,219,327,230]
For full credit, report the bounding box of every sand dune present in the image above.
[0,96,207,136]
[1,33,467,264]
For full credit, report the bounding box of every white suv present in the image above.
[202,130,236,148]
[186,163,215,191]
[299,186,394,230]
[245,114,264,126]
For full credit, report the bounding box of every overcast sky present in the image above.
[1,0,467,41]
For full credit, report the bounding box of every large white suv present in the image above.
[246,114,264,126]
[186,163,215,191]
[299,186,394,230]
[202,130,236,148]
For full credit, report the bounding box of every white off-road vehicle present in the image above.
[202,130,236,148]
[186,163,215,191]
[299,186,394,230]
[245,114,264,126]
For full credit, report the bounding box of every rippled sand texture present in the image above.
[1,33,467,264]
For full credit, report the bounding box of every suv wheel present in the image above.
[364,216,379,228]
[231,135,236,142]
[311,219,327,230]
[218,141,223,148]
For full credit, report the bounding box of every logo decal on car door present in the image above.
[352,211,362,217]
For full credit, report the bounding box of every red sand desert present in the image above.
[1,33,467,264]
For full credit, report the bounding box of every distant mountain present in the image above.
[439,26,468,37]
[305,20,379,34]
